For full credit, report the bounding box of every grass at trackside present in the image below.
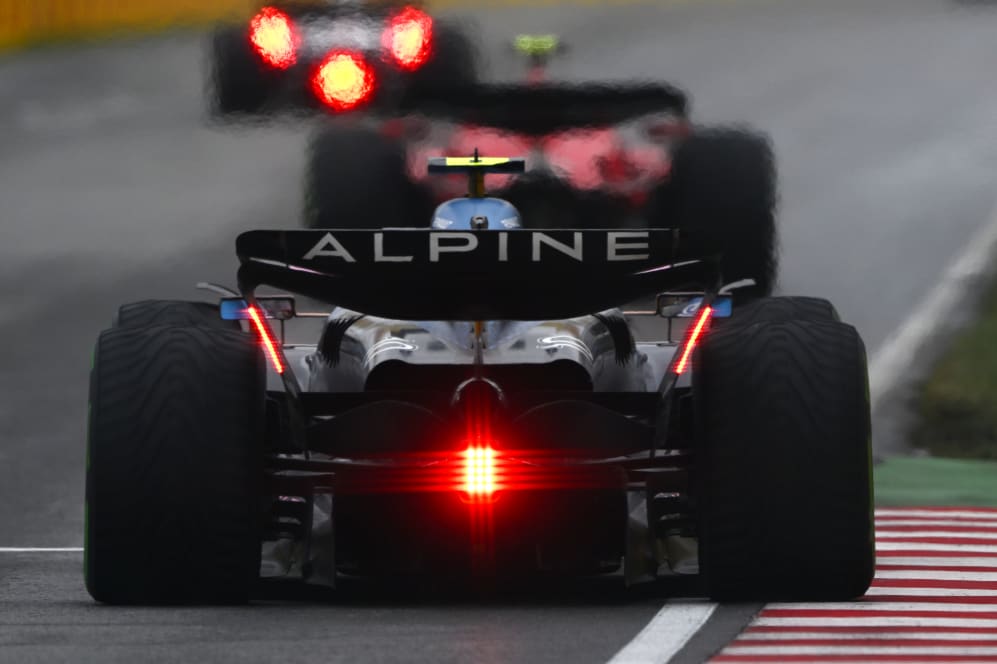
[910,279,997,460]
[875,456,997,507]
[881,277,997,507]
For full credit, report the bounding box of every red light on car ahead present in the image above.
[463,444,497,500]
[383,6,434,71]
[311,51,376,111]
[250,6,297,69]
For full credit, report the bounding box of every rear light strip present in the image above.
[673,304,712,375]
[247,305,285,374]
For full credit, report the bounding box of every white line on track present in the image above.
[868,197,997,406]
[606,602,716,664]
[877,531,997,540]
[877,520,997,528]
[864,587,997,597]
[738,631,997,641]
[766,602,997,613]
[753,616,997,628]
[877,570,997,581]
[877,542,997,553]
[722,645,997,656]
[0,547,82,552]
[875,509,997,520]
[878,556,997,567]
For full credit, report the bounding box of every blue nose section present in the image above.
[431,198,523,230]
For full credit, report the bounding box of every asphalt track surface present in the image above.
[3,0,997,661]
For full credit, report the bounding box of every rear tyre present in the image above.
[304,125,432,229]
[210,25,271,115]
[726,296,839,326]
[695,317,874,600]
[113,300,240,331]
[649,128,778,299]
[86,325,265,604]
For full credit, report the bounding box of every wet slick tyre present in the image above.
[652,129,778,299]
[113,300,239,331]
[304,125,431,229]
[86,325,265,604]
[695,318,874,600]
[724,296,839,327]
[210,25,271,115]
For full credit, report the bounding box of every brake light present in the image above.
[673,305,712,375]
[311,51,376,111]
[463,444,497,499]
[247,305,285,374]
[383,6,434,71]
[249,6,297,69]
[599,149,637,183]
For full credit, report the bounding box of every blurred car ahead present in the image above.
[210,1,478,115]
[304,36,779,298]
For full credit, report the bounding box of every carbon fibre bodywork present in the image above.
[240,226,712,584]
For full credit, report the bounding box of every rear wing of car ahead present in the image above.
[393,82,688,135]
[235,228,719,322]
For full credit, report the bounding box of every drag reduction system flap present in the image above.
[237,229,718,321]
[396,82,689,135]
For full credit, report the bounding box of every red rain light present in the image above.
[673,305,712,375]
[311,51,377,111]
[249,6,297,69]
[247,305,285,374]
[382,6,434,71]
[463,445,497,499]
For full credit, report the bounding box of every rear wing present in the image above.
[391,82,688,135]
[236,229,718,320]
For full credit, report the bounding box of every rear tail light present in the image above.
[249,6,297,69]
[598,149,638,183]
[463,444,497,499]
[382,6,434,71]
[311,51,377,111]
[673,304,712,375]
[247,305,285,374]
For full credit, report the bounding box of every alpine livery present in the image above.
[85,157,874,604]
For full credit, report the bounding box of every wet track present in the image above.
[3,0,997,661]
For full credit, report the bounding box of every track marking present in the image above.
[606,601,716,664]
[877,542,997,553]
[878,562,997,572]
[721,645,997,655]
[878,531,997,539]
[878,520,997,528]
[865,588,997,598]
[868,196,997,408]
[0,547,82,552]
[876,570,997,581]
[715,510,997,661]
[766,603,997,614]
[738,632,997,641]
[753,616,997,628]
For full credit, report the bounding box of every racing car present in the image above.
[209,1,478,115]
[85,156,874,604]
[303,66,778,299]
